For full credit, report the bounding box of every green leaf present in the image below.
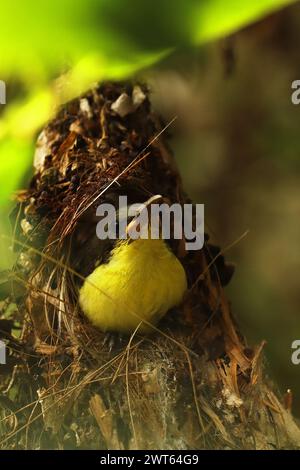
[0,138,33,203]
[0,0,297,81]
[0,0,297,209]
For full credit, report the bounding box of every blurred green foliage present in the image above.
[0,0,297,209]
[0,0,296,80]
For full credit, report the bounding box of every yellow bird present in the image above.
[79,236,187,334]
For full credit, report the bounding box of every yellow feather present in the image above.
[79,238,187,333]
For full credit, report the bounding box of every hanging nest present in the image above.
[0,81,300,450]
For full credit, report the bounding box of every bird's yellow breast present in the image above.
[79,238,187,333]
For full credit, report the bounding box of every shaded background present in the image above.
[147,5,300,415]
[0,0,299,416]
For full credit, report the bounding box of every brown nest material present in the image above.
[0,82,300,450]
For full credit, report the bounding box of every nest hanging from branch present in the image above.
[1,82,300,450]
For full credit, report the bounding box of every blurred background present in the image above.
[0,0,299,414]
[147,5,300,415]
